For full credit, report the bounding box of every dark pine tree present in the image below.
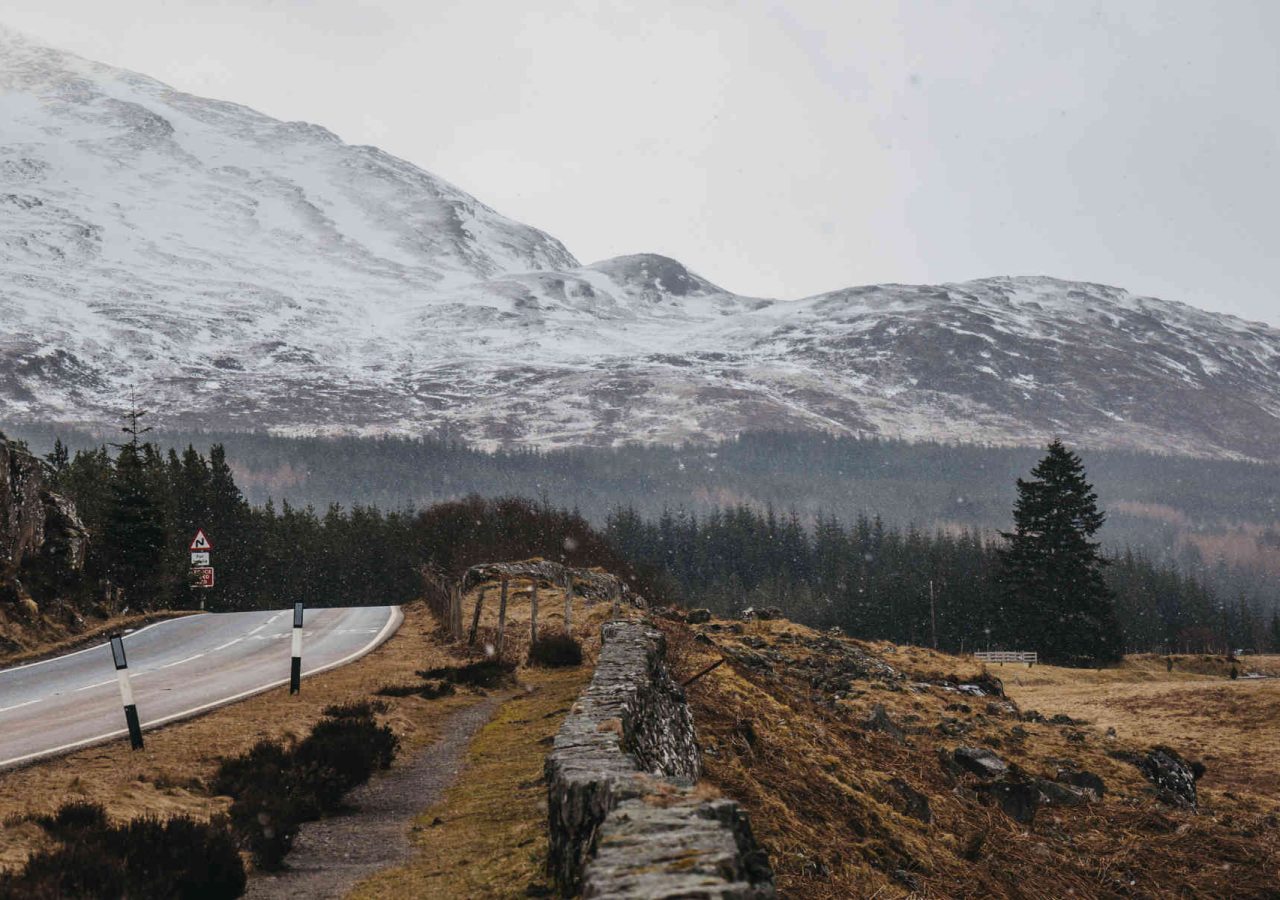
[999,440,1123,665]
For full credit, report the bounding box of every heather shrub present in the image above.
[1,804,244,899]
[528,632,584,667]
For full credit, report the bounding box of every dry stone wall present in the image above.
[545,620,775,898]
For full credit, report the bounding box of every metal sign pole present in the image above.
[291,603,304,694]
[110,635,144,750]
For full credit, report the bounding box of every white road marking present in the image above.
[0,616,202,676]
[161,653,205,669]
[248,624,267,635]
[75,679,115,692]
[0,607,404,770]
[212,638,243,651]
[0,699,40,713]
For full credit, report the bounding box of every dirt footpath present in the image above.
[245,696,502,899]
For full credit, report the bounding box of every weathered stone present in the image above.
[1056,768,1106,798]
[1139,746,1199,809]
[888,777,932,823]
[953,746,1009,779]
[687,608,713,624]
[584,799,774,899]
[546,621,774,897]
[865,704,907,744]
[980,779,1039,824]
[1,435,88,607]
[1033,777,1088,807]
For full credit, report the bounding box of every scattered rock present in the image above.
[937,717,971,736]
[981,779,1039,825]
[866,704,907,744]
[945,702,972,714]
[1138,747,1200,808]
[1033,777,1088,807]
[888,777,932,823]
[686,608,712,624]
[953,746,1009,779]
[1056,768,1106,799]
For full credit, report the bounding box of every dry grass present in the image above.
[1005,654,1280,799]
[0,601,476,873]
[349,663,592,899]
[349,588,618,899]
[669,616,1280,900]
[0,609,197,668]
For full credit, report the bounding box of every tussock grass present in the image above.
[349,664,593,899]
[668,615,1280,899]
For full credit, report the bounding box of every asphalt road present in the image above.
[0,605,402,769]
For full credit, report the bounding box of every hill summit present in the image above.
[3,27,1279,458]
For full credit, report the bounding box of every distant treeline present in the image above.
[604,505,1280,655]
[17,426,1280,531]
[37,433,1280,654]
[26,425,1280,649]
[44,439,651,615]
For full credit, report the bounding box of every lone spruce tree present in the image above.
[1000,440,1123,664]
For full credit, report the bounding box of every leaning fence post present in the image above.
[530,579,539,644]
[496,576,509,657]
[469,586,487,646]
[563,574,574,634]
[451,582,464,641]
[110,635,144,751]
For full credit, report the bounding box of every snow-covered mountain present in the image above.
[3,27,1279,459]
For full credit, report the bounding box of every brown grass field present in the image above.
[666,617,1280,900]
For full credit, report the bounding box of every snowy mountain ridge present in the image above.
[3,27,1279,459]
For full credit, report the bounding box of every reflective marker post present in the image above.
[110,635,144,750]
[290,603,304,694]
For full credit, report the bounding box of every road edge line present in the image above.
[0,606,403,770]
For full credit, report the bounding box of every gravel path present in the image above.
[244,696,502,900]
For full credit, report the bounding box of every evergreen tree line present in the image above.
[40,432,1280,660]
[603,504,1280,657]
[16,424,1278,622]
[45,438,649,614]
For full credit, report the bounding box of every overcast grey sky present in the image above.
[4,1,1278,324]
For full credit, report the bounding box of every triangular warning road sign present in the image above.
[189,529,213,552]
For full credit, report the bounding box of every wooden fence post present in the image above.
[530,579,539,644]
[468,586,486,646]
[450,582,463,641]
[563,574,574,634]
[496,577,509,657]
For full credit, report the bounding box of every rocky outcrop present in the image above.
[545,621,774,898]
[0,434,88,611]
[461,560,634,604]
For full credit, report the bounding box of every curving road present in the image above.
[0,606,402,769]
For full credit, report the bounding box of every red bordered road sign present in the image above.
[189,529,213,552]
[192,567,215,588]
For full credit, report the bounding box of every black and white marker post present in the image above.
[110,635,144,750]
[290,602,304,694]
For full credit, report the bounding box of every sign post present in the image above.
[189,530,214,606]
[110,635,144,751]
[290,602,303,694]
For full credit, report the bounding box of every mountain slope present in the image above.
[3,27,1279,459]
